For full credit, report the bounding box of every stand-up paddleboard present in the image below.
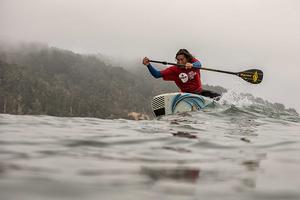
[151,92,214,117]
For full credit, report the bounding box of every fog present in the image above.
[1,0,300,111]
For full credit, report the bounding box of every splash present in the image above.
[215,89,299,122]
[219,89,254,108]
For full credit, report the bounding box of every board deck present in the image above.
[151,92,214,117]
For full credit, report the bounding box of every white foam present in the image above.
[219,88,254,108]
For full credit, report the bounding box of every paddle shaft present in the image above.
[149,60,237,75]
[148,59,263,84]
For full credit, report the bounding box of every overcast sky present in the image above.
[1,0,300,111]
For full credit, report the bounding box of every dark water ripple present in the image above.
[0,102,300,200]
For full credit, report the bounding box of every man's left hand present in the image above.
[185,63,193,69]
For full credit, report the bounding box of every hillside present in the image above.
[0,43,226,118]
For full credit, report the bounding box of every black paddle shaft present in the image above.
[148,60,263,84]
[149,60,237,74]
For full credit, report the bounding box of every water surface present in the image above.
[0,98,300,200]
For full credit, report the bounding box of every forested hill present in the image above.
[0,43,226,119]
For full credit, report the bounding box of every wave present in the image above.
[174,91,300,124]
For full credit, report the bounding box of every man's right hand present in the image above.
[143,57,150,66]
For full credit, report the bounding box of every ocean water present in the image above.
[0,94,300,200]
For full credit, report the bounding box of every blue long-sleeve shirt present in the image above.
[147,64,162,78]
[146,61,202,79]
[192,61,202,68]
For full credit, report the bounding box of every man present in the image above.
[142,49,220,99]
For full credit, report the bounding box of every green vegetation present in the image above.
[0,43,228,119]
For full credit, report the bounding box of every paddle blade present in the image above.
[237,69,263,84]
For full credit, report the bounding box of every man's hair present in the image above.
[175,49,194,62]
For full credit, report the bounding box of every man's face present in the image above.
[176,54,188,65]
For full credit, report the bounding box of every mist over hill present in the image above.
[1,41,295,119]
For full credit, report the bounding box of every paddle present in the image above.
[149,60,263,84]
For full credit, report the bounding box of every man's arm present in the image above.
[147,64,162,78]
[192,61,202,69]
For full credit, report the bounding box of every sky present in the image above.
[1,0,300,111]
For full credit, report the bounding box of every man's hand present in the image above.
[185,63,193,69]
[143,57,150,66]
